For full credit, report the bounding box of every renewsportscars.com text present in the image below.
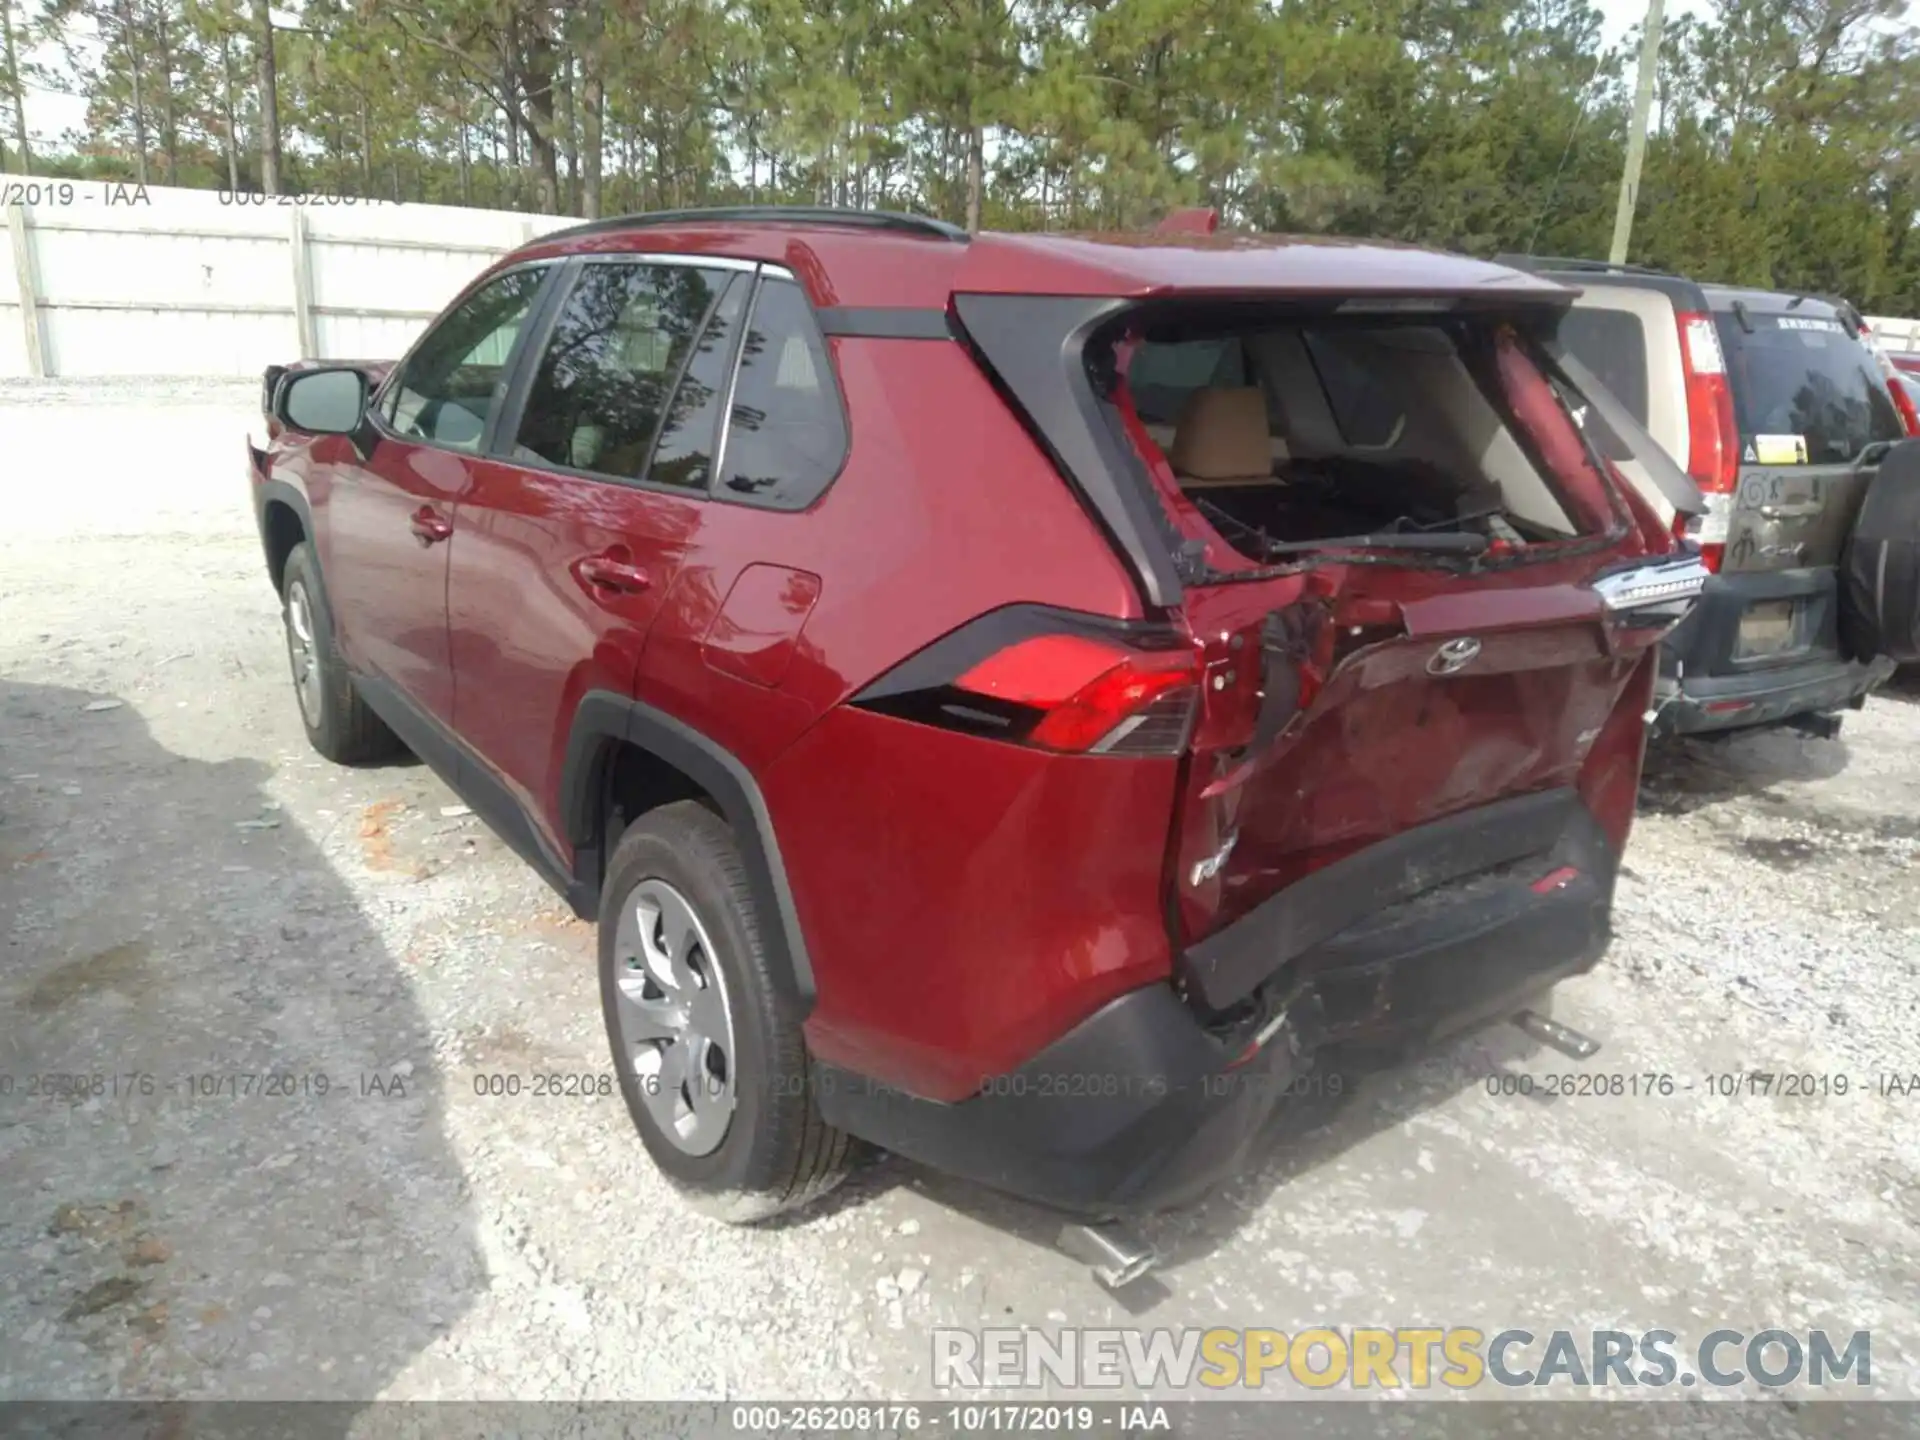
[932,1326,1871,1392]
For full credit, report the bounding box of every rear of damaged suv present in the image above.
[796,237,1704,1218]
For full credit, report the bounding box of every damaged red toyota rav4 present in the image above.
[249,207,1708,1281]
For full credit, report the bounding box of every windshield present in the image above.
[1715,310,1903,464]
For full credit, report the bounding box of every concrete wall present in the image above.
[1,179,575,378]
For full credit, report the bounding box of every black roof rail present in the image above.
[526,205,970,248]
[1495,253,1679,279]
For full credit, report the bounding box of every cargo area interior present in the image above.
[1112,310,1611,561]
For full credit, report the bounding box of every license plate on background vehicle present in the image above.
[1735,601,1802,658]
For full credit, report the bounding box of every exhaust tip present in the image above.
[1058,1222,1159,1291]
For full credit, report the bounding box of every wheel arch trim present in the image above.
[256,478,318,597]
[560,691,817,1013]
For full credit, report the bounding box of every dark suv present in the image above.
[251,208,1703,1246]
[1505,257,1918,737]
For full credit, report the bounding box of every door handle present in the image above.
[573,554,653,595]
[409,507,453,546]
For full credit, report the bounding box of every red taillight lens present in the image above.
[1889,376,1920,438]
[1675,312,1739,572]
[954,636,1198,754]
[855,614,1202,757]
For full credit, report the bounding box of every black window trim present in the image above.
[367,257,565,458]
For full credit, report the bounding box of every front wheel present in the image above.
[598,800,856,1221]
[279,543,402,765]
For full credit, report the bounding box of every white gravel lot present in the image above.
[2,378,1918,1417]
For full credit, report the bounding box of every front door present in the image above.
[320,262,555,724]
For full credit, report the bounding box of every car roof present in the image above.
[1697,283,1853,321]
[1492,254,1709,309]
[509,207,1571,310]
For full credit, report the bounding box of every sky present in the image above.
[0,0,1734,162]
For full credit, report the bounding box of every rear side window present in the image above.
[1716,312,1903,464]
[384,265,550,450]
[1555,306,1649,425]
[1128,339,1246,426]
[716,278,848,508]
[513,261,733,483]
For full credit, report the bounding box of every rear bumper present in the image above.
[819,791,1615,1218]
[1655,567,1893,736]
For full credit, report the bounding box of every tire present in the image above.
[1840,437,1920,663]
[280,543,404,765]
[599,800,855,1222]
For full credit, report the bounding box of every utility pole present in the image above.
[253,0,281,194]
[1609,0,1666,264]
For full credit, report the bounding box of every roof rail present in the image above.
[528,205,970,248]
[1495,253,1678,279]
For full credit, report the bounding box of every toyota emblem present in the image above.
[1426,637,1482,676]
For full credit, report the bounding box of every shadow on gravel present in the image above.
[898,1007,1567,1306]
[1874,665,1920,705]
[1637,729,1850,817]
[0,678,478,1413]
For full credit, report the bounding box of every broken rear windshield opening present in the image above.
[1095,309,1623,568]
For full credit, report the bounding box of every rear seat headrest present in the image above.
[1168,387,1274,483]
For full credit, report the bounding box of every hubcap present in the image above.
[285,580,324,728]
[611,879,738,1157]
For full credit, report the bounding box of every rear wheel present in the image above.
[599,800,855,1221]
[280,543,403,764]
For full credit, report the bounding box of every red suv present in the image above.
[250,207,1705,1245]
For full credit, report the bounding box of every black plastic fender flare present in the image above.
[559,691,817,1014]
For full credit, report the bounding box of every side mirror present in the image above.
[276,367,370,437]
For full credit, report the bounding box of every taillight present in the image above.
[853,614,1201,757]
[1861,323,1920,437]
[1892,382,1920,439]
[1675,311,1739,571]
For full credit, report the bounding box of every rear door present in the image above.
[447,255,752,854]
[1714,304,1906,574]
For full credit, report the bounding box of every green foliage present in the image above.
[8,0,1918,310]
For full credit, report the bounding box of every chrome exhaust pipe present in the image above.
[1058,1221,1158,1290]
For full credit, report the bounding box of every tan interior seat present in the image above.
[1168,387,1279,488]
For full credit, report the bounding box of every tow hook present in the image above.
[1512,1009,1601,1060]
[1059,1221,1159,1291]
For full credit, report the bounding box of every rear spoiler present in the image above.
[1547,346,1705,520]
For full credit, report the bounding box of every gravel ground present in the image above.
[2,378,1918,1413]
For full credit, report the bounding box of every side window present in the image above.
[1128,339,1246,426]
[648,275,749,490]
[715,277,849,508]
[1302,329,1406,449]
[513,262,733,483]
[1554,306,1650,426]
[385,266,549,451]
